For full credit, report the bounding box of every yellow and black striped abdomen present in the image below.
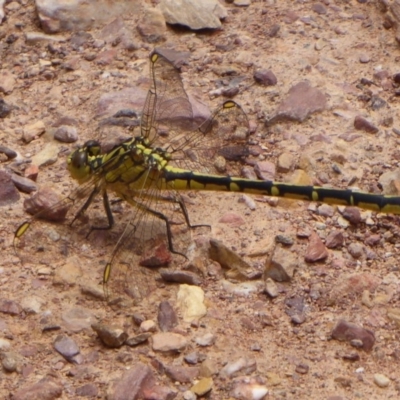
[162,167,400,215]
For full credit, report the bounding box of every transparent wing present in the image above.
[103,181,192,304]
[141,50,194,142]
[142,50,250,175]
[13,166,119,269]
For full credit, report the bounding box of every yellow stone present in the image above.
[191,377,213,396]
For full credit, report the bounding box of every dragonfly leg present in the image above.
[86,190,115,237]
[175,194,210,231]
[69,186,115,237]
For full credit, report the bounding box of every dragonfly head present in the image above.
[67,140,102,182]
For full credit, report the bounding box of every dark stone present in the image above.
[158,301,178,332]
[0,170,20,206]
[331,319,375,351]
[354,115,378,134]
[254,69,277,86]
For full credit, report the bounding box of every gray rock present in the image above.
[91,323,128,348]
[0,171,20,206]
[125,332,151,347]
[157,300,178,332]
[160,0,227,30]
[0,145,17,160]
[254,69,277,86]
[159,269,202,286]
[285,296,307,325]
[0,98,11,118]
[53,335,80,362]
[11,173,38,194]
[331,319,375,351]
[54,125,78,143]
[61,307,96,332]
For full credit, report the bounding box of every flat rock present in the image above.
[152,332,188,352]
[23,120,46,143]
[157,300,178,332]
[36,0,139,33]
[31,143,59,167]
[190,377,213,396]
[11,377,63,400]
[165,365,199,383]
[109,363,154,400]
[11,173,38,194]
[23,187,67,221]
[160,0,227,30]
[209,239,254,280]
[159,269,202,286]
[176,284,207,323]
[125,332,151,347]
[61,307,96,332]
[269,81,327,123]
[53,334,80,362]
[0,170,20,206]
[25,31,67,44]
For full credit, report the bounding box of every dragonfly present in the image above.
[14,49,400,304]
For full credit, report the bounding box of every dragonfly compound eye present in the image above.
[67,148,93,182]
[71,150,88,169]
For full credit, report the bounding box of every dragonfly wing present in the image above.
[141,49,194,143]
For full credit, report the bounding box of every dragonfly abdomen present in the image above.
[163,167,400,215]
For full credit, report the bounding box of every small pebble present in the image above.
[374,373,390,388]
